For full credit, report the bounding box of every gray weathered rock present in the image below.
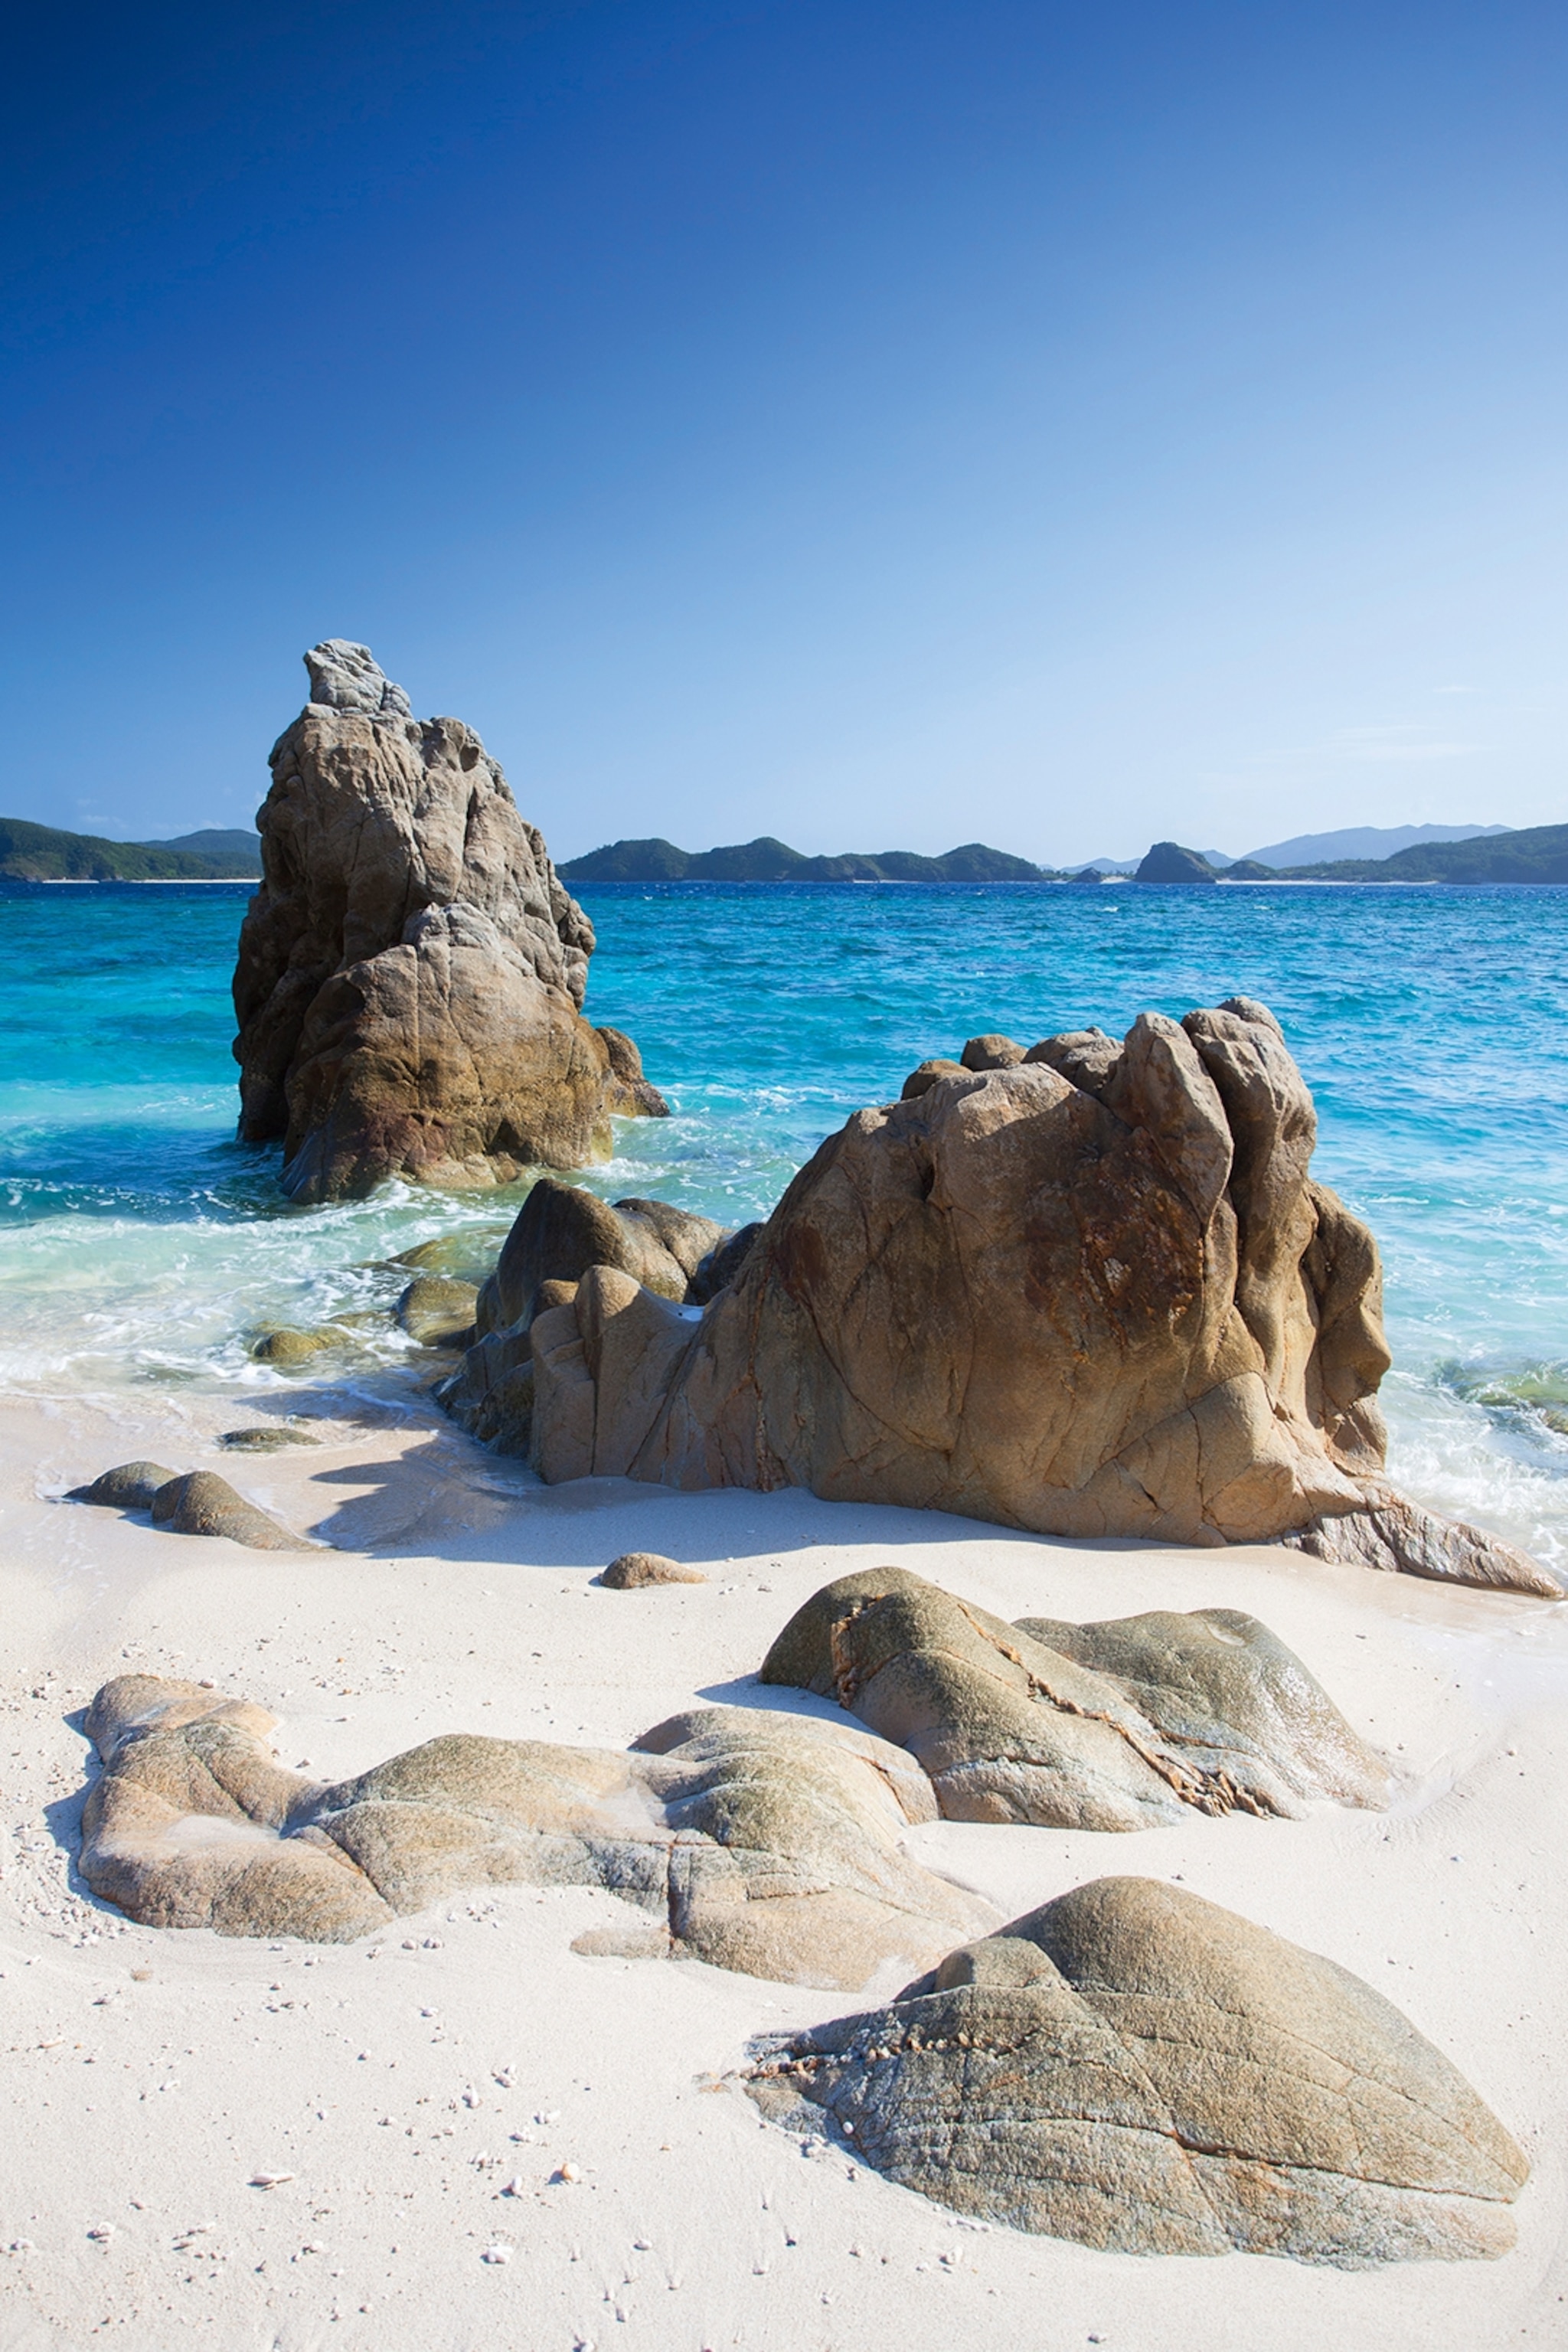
[71,1462,181,1511]
[746,1875,1528,2265]
[232,643,667,1203]
[77,1677,995,1987]
[760,1566,1387,1828]
[148,1472,303,1552]
[520,996,1555,1595]
[303,638,413,717]
[599,1551,707,1589]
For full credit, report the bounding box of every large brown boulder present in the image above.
[759,1565,1389,1829]
[231,640,667,1203]
[746,1876,1529,2265]
[78,1676,995,1988]
[523,997,1554,1594]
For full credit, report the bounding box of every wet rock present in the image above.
[249,1326,341,1368]
[77,1678,995,1986]
[746,1876,1527,2265]
[761,1566,1387,1829]
[523,995,1553,1593]
[217,1427,322,1452]
[597,1026,672,1119]
[388,1227,510,1285]
[71,1462,181,1511]
[149,1472,302,1551]
[599,1551,707,1589]
[232,642,666,1203]
[396,1274,479,1348]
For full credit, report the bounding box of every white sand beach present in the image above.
[3,1381,1565,2352]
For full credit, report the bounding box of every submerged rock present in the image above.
[217,1427,321,1452]
[746,1876,1527,2265]
[396,1274,479,1348]
[77,1676,995,1986]
[760,1566,1388,1828]
[599,1551,707,1589]
[520,995,1555,1594]
[248,1326,343,1368]
[231,642,668,1204]
[387,1227,511,1286]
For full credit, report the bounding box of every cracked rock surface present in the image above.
[746,1875,1529,2265]
[760,1566,1390,1829]
[77,1676,995,1988]
[231,641,667,1203]
[520,995,1551,1593]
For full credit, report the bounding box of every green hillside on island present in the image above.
[0,818,262,881]
[1271,822,1568,884]
[560,835,1051,882]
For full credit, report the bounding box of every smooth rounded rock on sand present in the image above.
[746,1875,1529,2267]
[70,1461,181,1510]
[77,1676,995,1985]
[761,1564,1388,1829]
[149,1472,303,1551]
[599,1551,707,1589]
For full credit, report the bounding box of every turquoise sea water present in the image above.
[2,880,1566,1566]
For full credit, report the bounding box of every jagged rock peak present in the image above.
[302,639,413,717]
[231,647,667,1202]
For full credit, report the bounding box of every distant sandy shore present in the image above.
[2,1380,1564,2350]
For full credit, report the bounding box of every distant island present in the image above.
[0,819,262,882]
[558,836,1047,884]
[5,813,1562,890]
[561,825,1568,887]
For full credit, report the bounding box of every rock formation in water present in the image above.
[760,1566,1389,1829]
[78,1674,994,1987]
[231,641,668,1204]
[1135,840,1218,884]
[504,996,1553,1593]
[746,1875,1528,2265]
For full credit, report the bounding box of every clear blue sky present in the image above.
[2,0,1563,864]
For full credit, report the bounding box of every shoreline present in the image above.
[3,1377,1565,2347]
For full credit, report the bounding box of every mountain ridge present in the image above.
[0,818,262,881]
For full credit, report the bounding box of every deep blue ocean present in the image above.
[3,880,1566,1565]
